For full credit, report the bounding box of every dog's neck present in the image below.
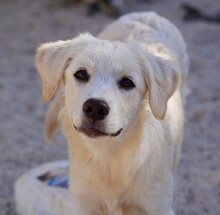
[60,105,145,162]
[60,101,166,174]
[59,105,148,192]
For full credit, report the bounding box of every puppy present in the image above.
[36,12,189,215]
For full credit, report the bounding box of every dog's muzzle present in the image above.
[73,98,122,138]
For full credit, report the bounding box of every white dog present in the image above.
[36,12,189,215]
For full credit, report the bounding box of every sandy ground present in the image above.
[0,0,220,214]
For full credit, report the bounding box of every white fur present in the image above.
[36,12,189,215]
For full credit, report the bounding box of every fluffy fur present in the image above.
[36,12,189,215]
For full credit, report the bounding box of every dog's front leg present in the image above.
[73,200,124,215]
[109,207,123,215]
[71,201,94,215]
[71,197,105,215]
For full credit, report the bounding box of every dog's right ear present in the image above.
[35,40,73,101]
[36,34,97,101]
[44,91,64,141]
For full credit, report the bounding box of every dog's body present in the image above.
[36,12,189,215]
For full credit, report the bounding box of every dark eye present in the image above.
[118,77,135,90]
[74,69,89,82]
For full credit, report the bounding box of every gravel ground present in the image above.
[0,0,220,214]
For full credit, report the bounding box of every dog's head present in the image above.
[36,34,179,140]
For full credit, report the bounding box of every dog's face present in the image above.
[36,34,179,140]
[64,40,146,139]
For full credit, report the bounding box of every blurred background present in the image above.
[0,0,220,214]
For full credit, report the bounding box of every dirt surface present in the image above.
[0,0,220,214]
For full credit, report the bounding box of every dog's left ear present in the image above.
[131,44,180,120]
[144,54,180,120]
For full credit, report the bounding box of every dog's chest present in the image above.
[81,151,137,194]
[77,161,144,214]
[69,144,145,211]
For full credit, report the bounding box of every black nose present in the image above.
[83,99,109,121]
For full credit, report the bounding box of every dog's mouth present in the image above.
[74,125,123,138]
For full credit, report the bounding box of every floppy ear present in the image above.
[144,54,180,120]
[128,42,180,120]
[44,90,64,141]
[35,40,73,101]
